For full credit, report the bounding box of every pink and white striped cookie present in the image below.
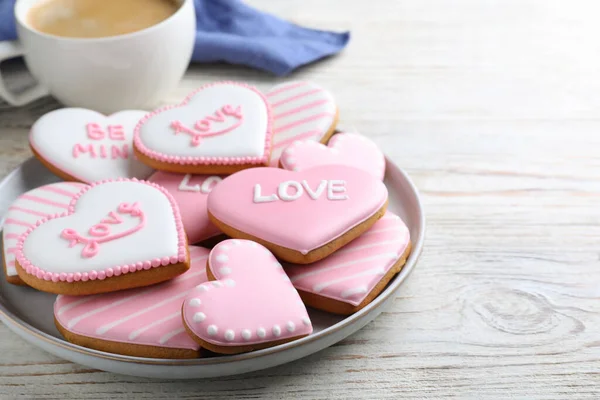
[280,133,386,180]
[2,182,87,285]
[267,81,338,167]
[54,246,210,359]
[284,211,411,315]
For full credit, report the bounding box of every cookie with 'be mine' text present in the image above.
[285,211,411,315]
[207,165,388,264]
[55,246,210,359]
[14,179,189,295]
[3,182,87,285]
[134,81,273,174]
[182,239,312,354]
[30,108,153,183]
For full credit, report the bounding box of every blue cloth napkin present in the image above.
[0,0,349,76]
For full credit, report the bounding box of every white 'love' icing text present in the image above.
[178,174,222,193]
[253,180,348,203]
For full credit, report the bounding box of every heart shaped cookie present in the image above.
[280,133,386,180]
[54,246,209,359]
[148,171,222,244]
[285,211,411,315]
[182,239,312,354]
[3,182,87,286]
[134,81,273,174]
[30,108,153,183]
[15,179,189,295]
[267,81,338,166]
[207,165,388,263]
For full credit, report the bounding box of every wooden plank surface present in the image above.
[2,0,600,398]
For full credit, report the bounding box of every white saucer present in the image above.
[0,157,425,379]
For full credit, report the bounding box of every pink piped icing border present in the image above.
[14,178,188,283]
[133,81,274,166]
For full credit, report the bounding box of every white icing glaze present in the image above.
[178,174,222,193]
[272,325,281,337]
[215,254,229,263]
[328,180,349,200]
[253,184,279,203]
[189,298,202,307]
[30,109,153,183]
[242,329,252,340]
[21,181,179,273]
[207,325,218,336]
[257,328,266,338]
[286,321,296,332]
[138,84,269,158]
[224,329,235,341]
[278,181,303,201]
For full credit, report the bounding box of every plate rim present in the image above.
[0,157,425,367]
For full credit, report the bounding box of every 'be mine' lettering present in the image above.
[253,180,348,203]
[71,123,129,160]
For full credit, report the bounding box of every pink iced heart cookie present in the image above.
[2,182,87,286]
[182,239,312,354]
[267,81,338,166]
[148,171,222,244]
[280,133,386,180]
[30,108,154,183]
[285,211,411,315]
[207,165,388,264]
[54,246,209,359]
[15,179,189,295]
[134,81,273,174]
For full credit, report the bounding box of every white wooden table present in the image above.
[2,0,600,398]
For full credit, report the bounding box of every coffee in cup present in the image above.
[28,0,180,38]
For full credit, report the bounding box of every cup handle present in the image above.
[0,40,49,106]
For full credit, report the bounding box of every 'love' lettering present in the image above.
[178,174,222,193]
[253,180,348,203]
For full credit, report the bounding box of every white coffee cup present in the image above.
[0,0,196,113]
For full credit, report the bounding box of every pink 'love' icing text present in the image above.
[253,180,348,203]
[60,202,145,258]
[171,105,243,147]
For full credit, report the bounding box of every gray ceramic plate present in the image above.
[0,157,425,379]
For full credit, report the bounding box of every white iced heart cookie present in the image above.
[266,81,338,166]
[30,108,154,183]
[133,81,273,174]
[14,179,189,295]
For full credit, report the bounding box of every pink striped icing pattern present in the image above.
[133,81,273,166]
[3,182,86,277]
[54,246,209,350]
[267,81,338,166]
[14,178,188,283]
[284,211,410,306]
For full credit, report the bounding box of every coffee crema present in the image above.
[28,0,180,38]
